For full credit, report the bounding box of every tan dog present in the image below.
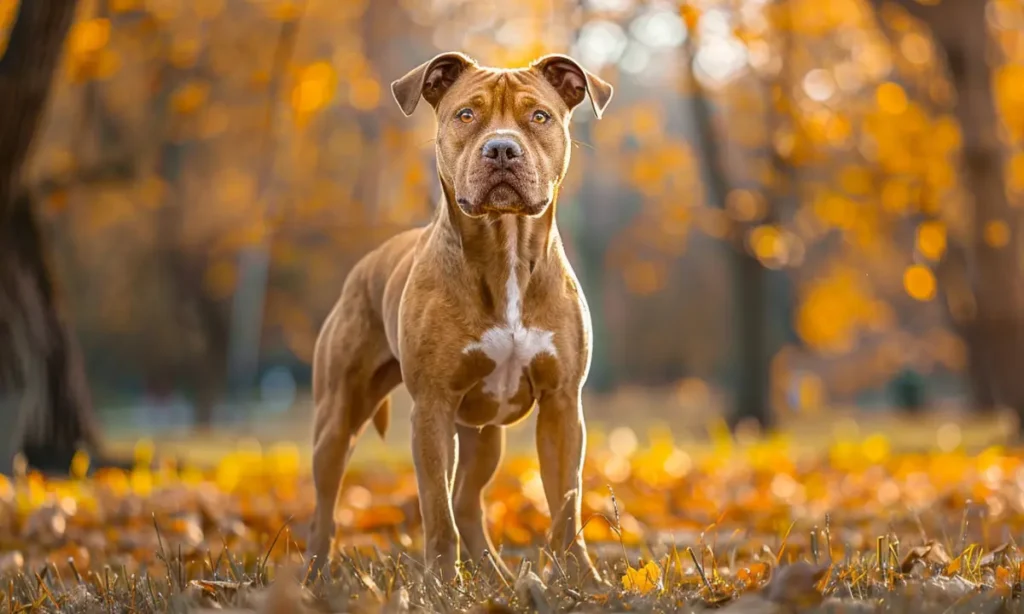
[305,51,613,585]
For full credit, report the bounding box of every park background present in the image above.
[3,0,1024,469]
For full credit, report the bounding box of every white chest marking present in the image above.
[462,221,557,419]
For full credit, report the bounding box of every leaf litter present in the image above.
[1,428,1023,612]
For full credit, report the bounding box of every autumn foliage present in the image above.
[0,424,1023,611]
[2,0,1024,611]
[2,0,1017,414]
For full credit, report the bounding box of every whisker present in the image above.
[571,139,595,151]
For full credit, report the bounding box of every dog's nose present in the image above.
[481,138,523,165]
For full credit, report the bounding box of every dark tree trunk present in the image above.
[148,26,233,430]
[686,50,775,432]
[872,0,1024,422]
[0,0,105,475]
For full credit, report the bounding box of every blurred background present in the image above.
[2,0,1023,470]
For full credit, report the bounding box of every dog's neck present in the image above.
[434,185,562,318]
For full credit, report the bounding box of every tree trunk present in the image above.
[686,51,775,431]
[148,26,233,430]
[872,0,1024,423]
[0,0,105,475]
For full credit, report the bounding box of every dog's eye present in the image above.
[456,108,475,123]
[532,110,551,124]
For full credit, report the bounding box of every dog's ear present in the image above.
[391,52,475,117]
[531,54,613,119]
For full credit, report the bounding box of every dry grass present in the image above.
[2,415,1024,612]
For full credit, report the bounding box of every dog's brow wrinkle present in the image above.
[462,71,491,94]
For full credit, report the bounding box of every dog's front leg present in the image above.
[536,388,602,586]
[454,424,513,579]
[411,397,461,582]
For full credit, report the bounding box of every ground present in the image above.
[1,407,1023,613]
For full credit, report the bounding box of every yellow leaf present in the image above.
[932,115,961,151]
[70,450,90,480]
[171,81,209,114]
[984,220,1011,248]
[69,19,110,56]
[111,0,143,12]
[861,434,891,464]
[876,82,908,115]
[270,0,305,21]
[881,181,911,214]
[749,225,784,265]
[1008,153,1024,192]
[130,468,153,497]
[622,560,662,594]
[134,438,155,468]
[903,264,936,301]
[839,166,872,196]
[680,4,701,31]
[292,61,336,116]
[916,221,947,261]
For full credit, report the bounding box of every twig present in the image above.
[686,546,714,595]
[259,515,293,585]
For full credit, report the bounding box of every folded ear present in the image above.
[531,54,614,119]
[390,52,476,117]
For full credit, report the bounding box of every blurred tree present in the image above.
[871,0,1024,426]
[0,0,104,473]
[685,2,776,431]
[4,0,1005,429]
[567,0,614,393]
[154,57,227,429]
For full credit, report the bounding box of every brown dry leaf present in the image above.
[383,586,410,613]
[900,541,953,573]
[189,579,254,598]
[979,542,1011,567]
[467,603,517,614]
[762,561,828,609]
[719,594,781,613]
[514,569,552,614]
[252,570,318,614]
[0,551,23,575]
[354,567,384,602]
[21,502,68,546]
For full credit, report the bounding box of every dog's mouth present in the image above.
[456,171,547,217]
[481,182,521,211]
[456,186,545,216]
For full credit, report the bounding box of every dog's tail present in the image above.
[372,396,390,440]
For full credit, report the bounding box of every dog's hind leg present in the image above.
[305,293,401,579]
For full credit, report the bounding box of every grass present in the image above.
[3,411,1024,612]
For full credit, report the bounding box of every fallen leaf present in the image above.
[515,569,552,614]
[901,541,952,573]
[621,560,662,594]
[763,562,828,608]
[979,542,1011,567]
[383,586,410,613]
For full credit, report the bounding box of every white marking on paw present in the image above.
[462,219,556,420]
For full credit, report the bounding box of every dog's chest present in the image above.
[460,321,557,427]
[457,221,559,426]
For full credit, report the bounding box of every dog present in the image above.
[305,51,613,585]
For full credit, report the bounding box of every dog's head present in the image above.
[391,52,613,218]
